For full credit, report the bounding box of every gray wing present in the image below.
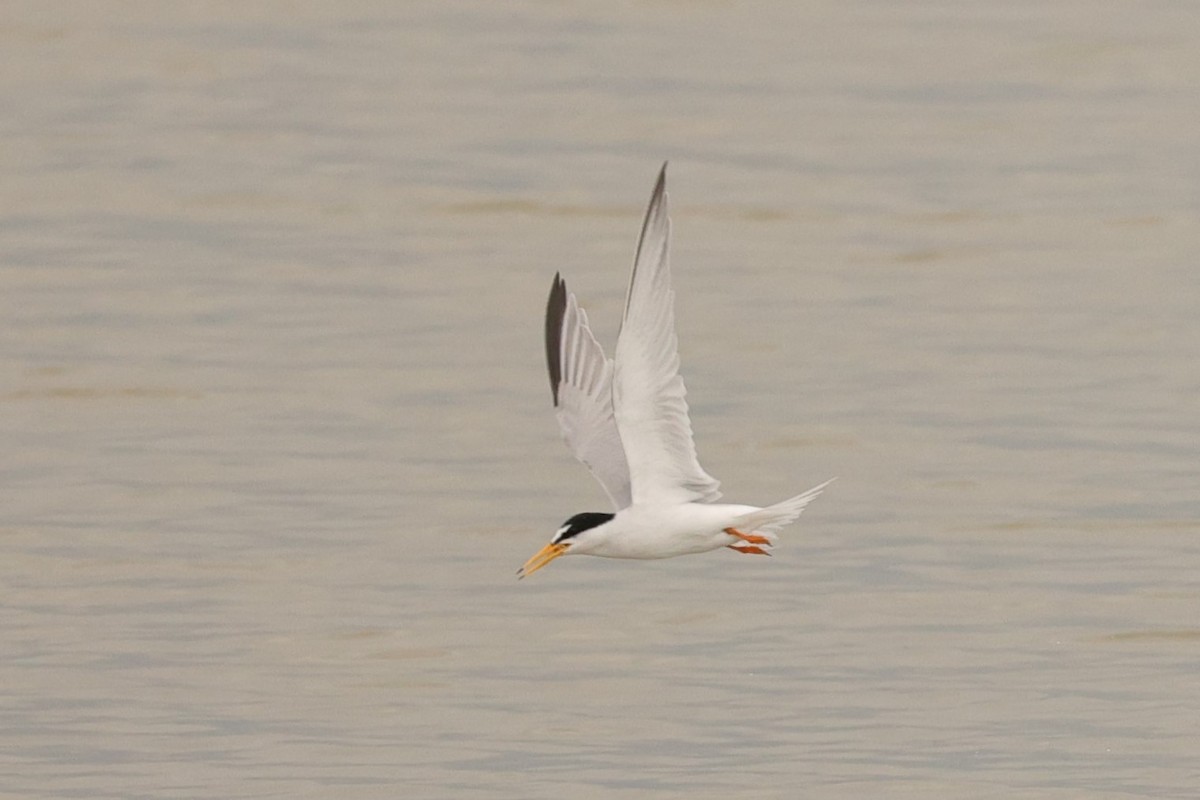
[545,273,633,510]
[612,164,722,505]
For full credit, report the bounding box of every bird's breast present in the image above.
[582,503,760,559]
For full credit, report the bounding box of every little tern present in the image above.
[519,164,832,578]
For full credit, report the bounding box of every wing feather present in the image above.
[613,164,722,505]
[545,273,633,510]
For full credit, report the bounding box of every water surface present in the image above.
[2,3,1198,798]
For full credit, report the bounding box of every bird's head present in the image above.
[517,511,614,579]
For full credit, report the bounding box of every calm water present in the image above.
[2,3,1198,798]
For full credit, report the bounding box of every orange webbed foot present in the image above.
[726,544,771,556]
[724,527,772,545]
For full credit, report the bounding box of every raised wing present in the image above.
[545,273,633,510]
[612,164,722,505]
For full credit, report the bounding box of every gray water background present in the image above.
[2,3,1198,798]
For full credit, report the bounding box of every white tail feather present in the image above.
[730,478,836,536]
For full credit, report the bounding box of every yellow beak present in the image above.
[517,542,567,579]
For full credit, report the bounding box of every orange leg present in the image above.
[726,544,770,556]
[724,527,771,545]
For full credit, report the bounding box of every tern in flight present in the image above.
[519,164,832,578]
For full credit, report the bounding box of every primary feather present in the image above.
[545,273,632,510]
[613,165,721,505]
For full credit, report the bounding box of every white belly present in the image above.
[576,502,761,559]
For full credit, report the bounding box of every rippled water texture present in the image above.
[2,3,1198,798]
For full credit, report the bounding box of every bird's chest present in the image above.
[591,506,730,559]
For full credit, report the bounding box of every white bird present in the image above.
[519,164,833,579]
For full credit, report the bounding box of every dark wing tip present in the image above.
[624,164,671,319]
[652,162,668,204]
[645,163,670,233]
[545,272,567,405]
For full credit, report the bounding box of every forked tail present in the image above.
[729,478,836,538]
